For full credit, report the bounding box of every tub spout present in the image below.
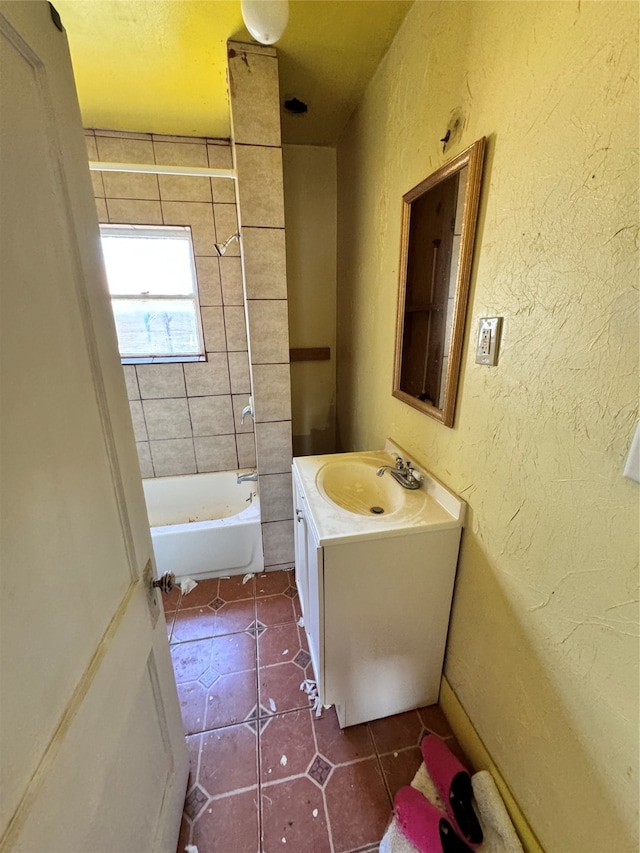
[237,471,258,483]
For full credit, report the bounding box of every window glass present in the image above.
[100,224,204,361]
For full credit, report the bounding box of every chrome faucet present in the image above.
[376,456,422,490]
[241,397,254,425]
[237,471,258,483]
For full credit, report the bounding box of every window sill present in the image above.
[121,355,207,365]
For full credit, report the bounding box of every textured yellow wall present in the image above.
[336,2,639,850]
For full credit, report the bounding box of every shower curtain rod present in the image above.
[88,161,236,180]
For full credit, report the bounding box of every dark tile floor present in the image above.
[167,569,467,853]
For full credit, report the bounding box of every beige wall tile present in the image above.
[207,144,233,170]
[228,351,251,393]
[259,473,293,523]
[247,300,290,363]
[211,177,236,204]
[106,198,162,225]
[235,145,285,228]
[153,140,208,167]
[161,201,216,255]
[128,400,148,442]
[243,228,287,299]
[136,442,154,478]
[262,520,294,567]
[196,257,223,306]
[96,135,154,164]
[224,306,248,351]
[188,395,235,436]
[238,154,279,218]
[184,354,230,396]
[201,307,227,351]
[194,435,238,473]
[236,433,257,468]
[143,398,192,440]
[220,257,244,305]
[252,364,292,423]
[214,204,240,253]
[136,364,186,399]
[229,51,281,147]
[255,421,292,474]
[95,198,108,222]
[150,438,196,476]
[91,171,105,199]
[232,394,255,434]
[85,134,98,160]
[158,175,213,203]
[103,171,160,200]
[123,365,140,400]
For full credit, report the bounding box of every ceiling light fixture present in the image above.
[241,0,289,45]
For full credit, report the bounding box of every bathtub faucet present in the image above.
[237,471,258,483]
[241,398,254,424]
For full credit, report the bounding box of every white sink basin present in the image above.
[317,455,420,517]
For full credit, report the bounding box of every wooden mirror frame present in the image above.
[392,138,486,427]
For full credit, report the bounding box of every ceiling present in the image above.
[55,0,413,146]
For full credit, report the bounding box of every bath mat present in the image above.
[380,763,523,853]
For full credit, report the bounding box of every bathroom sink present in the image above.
[316,456,405,516]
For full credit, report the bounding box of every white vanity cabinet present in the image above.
[292,446,465,728]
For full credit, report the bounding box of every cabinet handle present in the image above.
[296,508,304,522]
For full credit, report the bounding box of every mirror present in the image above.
[393,138,486,427]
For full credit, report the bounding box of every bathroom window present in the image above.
[100,224,205,363]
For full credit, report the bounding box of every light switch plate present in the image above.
[475,317,502,366]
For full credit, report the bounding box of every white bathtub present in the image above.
[142,471,264,580]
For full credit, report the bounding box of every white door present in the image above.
[0,3,188,851]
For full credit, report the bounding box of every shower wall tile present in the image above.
[102,171,160,200]
[91,130,248,478]
[228,49,281,148]
[228,351,251,394]
[143,398,192,440]
[95,135,154,165]
[201,307,227,352]
[106,198,162,225]
[161,201,216,255]
[220,257,244,305]
[224,306,248,351]
[252,364,292,423]
[129,400,148,442]
[150,438,197,477]
[158,174,212,203]
[189,395,235,437]
[153,139,208,168]
[243,228,287,299]
[184,354,230,397]
[136,441,154,478]
[236,433,257,469]
[235,145,285,228]
[232,394,255,435]
[123,365,140,400]
[194,435,238,473]
[262,520,295,567]
[196,257,223,306]
[211,177,236,204]
[259,473,293,523]
[255,421,292,475]
[247,301,290,364]
[136,363,186,399]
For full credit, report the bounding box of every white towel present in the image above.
[380,763,523,853]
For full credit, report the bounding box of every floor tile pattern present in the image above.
[169,569,467,853]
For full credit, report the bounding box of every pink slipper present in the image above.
[394,786,474,852]
[421,736,483,847]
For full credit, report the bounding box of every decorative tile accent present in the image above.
[307,754,333,787]
[198,668,220,689]
[210,597,225,611]
[284,586,297,599]
[293,649,311,670]
[184,785,208,820]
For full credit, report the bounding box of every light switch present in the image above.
[475,317,502,366]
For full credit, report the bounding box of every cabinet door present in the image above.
[292,470,309,620]
[305,520,324,702]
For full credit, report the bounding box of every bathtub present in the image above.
[142,470,264,580]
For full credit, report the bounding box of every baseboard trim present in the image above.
[439,677,544,853]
